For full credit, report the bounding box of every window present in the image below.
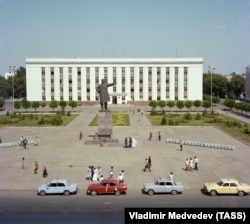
[58,183,65,187]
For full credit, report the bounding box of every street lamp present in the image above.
[208,66,215,112]
[9,66,16,112]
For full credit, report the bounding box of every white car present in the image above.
[37,179,78,196]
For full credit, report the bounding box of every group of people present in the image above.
[185,156,198,171]
[20,136,28,149]
[124,137,137,148]
[86,166,104,182]
[20,136,40,148]
[85,165,125,183]
[148,131,161,141]
[33,161,48,178]
[143,156,152,172]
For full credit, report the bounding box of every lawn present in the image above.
[145,111,250,145]
[0,112,79,127]
[89,111,130,126]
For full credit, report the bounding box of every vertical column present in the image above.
[178,67,184,100]
[99,67,104,82]
[133,67,140,100]
[81,67,87,101]
[107,67,113,95]
[169,67,175,100]
[54,67,60,101]
[90,67,95,101]
[125,67,131,101]
[45,67,51,101]
[116,67,122,94]
[160,67,166,100]
[63,67,69,101]
[72,67,78,101]
[143,67,148,100]
[151,67,157,100]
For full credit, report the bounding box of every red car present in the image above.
[87,178,127,196]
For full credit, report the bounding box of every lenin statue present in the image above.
[96,79,115,111]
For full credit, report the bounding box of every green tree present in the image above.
[193,100,202,111]
[22,99,31,111]
[59,100,67,112]
[224,99,235,111]
[14,101,21,111]
[229,74,245,99]
[49,100,58,111]
[0,76,8,98]
[0,99,5,110]
[202,100,211,111]
[32,101,40,112]
[158,100,166,113]
[167,100,175,112]
[176,100,184,111]
[41,102,46,108]
[184,100,193,111]
[149,100,158,110]
[68,100,77,111]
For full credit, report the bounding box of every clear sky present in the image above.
[0,0,249,76]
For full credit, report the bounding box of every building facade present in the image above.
[26,58,203,104]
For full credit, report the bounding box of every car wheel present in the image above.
[40,190,46,196]
[210,190,217,196]
[91,191,97,196]
[171,190,177,195]
[64,190,70,196]
[238,191,244,196]
[115,191,121,196]
[147,189,154,195]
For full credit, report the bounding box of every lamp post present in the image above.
[208,66,215,112]
[9,66,16,112]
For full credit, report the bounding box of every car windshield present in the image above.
[217,181,224,186]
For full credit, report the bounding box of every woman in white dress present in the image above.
[131,137,137,148]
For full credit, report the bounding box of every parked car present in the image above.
[37,179,78,196]
[203,178,250,196]
[143,177,184,195]
[87,178,127,196]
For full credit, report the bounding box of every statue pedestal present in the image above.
[98,111,112,137]
[85,111,121,147]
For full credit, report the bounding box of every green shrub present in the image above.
[184,112,192,120]
[161,115,167,125]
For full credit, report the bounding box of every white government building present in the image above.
[26,58,203,104]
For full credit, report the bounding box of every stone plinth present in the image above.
[98,111,112,137]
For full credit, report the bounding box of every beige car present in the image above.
[203,178,250,196]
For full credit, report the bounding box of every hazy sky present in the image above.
[0,0,249,76]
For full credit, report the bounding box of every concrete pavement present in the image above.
[0,105,250,194]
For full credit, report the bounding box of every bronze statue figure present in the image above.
[96,79,114,111]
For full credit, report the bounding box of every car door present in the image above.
[99,182,108,194]
[156,181,166,193]
[165,182,173,193]
[229,182,238,194]
[107,182,116,193]
[219,182,230,194]
[46,183,57,194]
[57,182,66,194]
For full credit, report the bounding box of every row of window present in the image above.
[42,67,189,76]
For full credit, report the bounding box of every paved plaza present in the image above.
[0,105,249,192]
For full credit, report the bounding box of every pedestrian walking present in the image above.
[34,136,39,146]
[169,172,174,181]
[148,131,152,141]
[34,161,39,174]
[0,136,2,143]
[79,131,83,140]
[109,166,114,178]
[143,156,152,172]
[124,137,128,148]
[158,131,161,141]
[23,138,28,149]
[185,159,189,171]
[194,156,198,171]
[180,140,183,151]
[189,158,193,172]
[43,166,48,178]
[128,137,132,148]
